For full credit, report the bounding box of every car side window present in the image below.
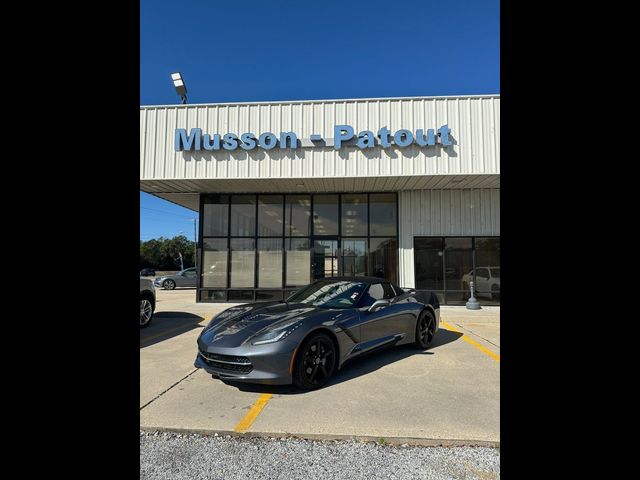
[476,268,489,279]
[359,283,385,307]
[381,282,395,299]
[184,270,196,278]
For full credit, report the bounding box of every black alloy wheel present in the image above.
[163,279,176,290]
[415,310,436,349]
[293,333,337,390]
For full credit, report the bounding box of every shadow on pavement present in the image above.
[140,311,205,348]
[224,328,463,395]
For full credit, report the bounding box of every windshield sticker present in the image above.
[350,292,360,300]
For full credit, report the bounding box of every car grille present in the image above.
[198,350,253,375]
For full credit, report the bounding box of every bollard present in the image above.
[466,280,481,310]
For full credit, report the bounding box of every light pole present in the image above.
[171,72,188,104]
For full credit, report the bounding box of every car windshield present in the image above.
[286,280,368,309]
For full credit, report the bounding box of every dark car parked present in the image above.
[140,268,156,277]
[195,277,440,390]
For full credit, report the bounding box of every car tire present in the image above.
[292,332,337,390]
[414,309,436,349]
[140,296,154,328]
[163,279,176,290]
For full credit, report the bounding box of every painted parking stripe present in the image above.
[234,394,273,432]
[440,321,500,363]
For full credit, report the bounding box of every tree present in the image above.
[140,235,195,270]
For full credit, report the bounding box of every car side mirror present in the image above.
[368,299,390,312]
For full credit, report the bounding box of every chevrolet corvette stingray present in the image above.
[195,277,440,390]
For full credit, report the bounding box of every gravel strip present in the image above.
[140,431,499,480]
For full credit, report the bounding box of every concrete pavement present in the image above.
[140,288,500,445]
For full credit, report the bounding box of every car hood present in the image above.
[198,301,341,348]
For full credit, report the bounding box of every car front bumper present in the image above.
[194,343,295,385]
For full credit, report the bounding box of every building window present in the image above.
[313,194,339,235]
[230,238,255,288]
[230,195,256,237]
[369,193,397,236]
[341,194,368,236]
[201,238,228,288]
[199,193,399,302]
[414,236,500,305]
[258,238,283,288]
[284,195,311,236]
[257,195,284,237]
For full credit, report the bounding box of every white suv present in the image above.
[461,267,500,300]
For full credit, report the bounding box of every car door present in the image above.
[358,282,405,347]
[182,268,198,287]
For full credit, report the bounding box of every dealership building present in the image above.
[140,94,500,305]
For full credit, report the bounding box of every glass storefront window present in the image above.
[444,237,473,303]
[199,193,399,301]
[414,237,444,290]
[201,238,228,288]
[341,238,367,276]
[475,237,500,299]
[230,195,256,236]
[258,238,283,288]
[414,236,500,305]
[369,193,397,236]
[257,195,284,237]
[341,194,368,236]
[203,195,229,236]
[369,238,398,284]
[284,195,311,236]
[313,194,339,235]
[230,238,255,287]
[285,238,311,286]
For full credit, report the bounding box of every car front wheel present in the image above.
[163,279,176,290]
[140,297,154,327]
[414,309,436,349]
[293,333,337,390]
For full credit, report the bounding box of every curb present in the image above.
[139,426,500,448]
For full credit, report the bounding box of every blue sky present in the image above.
[140,0,499,240]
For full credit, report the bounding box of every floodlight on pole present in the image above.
[171,72,188,104]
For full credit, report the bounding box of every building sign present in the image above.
[175,124,452,151]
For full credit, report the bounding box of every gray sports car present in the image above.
[195,277,440,390]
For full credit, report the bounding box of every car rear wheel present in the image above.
[414,309,436,349]
[140,297,154,327]
[293,332,337,390]
[163,279,176,290]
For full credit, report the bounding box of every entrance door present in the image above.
[312,238,339,280]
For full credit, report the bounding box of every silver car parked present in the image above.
[154,267,198,290]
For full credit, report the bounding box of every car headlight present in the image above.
[250,319,303,345]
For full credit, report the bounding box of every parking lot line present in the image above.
[440,321,500,363]
[234,394,273,433]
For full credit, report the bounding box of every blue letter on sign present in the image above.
[438,124,452,146]
[240,133,257,150]
[334,125,354,149]
[175,128,201,151]
[259,132,278,150]
[356,130,375,148]
[394,129,414,147]
[280,132,298,148]
[223,133,239,150]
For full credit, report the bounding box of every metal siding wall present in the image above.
[398,189,500,288]
[140,96,500,181]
